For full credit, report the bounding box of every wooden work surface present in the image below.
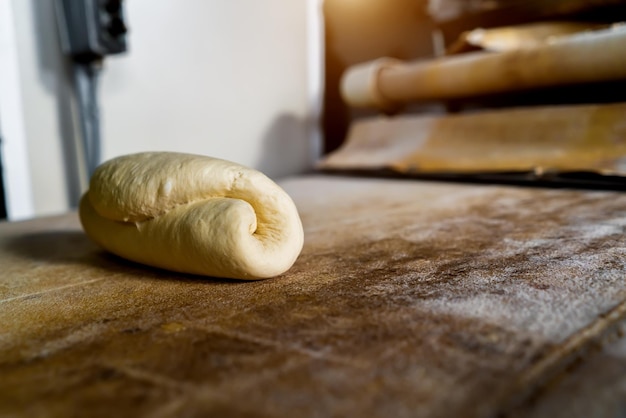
[2,175,626,417]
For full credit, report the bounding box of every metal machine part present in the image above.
[56,0,128,177]
[56,0,127,62]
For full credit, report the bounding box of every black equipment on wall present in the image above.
[55,0,128,177]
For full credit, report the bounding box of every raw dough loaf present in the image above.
[79,152,304,280]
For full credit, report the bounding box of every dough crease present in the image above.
[79,152,304,279]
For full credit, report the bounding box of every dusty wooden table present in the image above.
[1,175,626,417]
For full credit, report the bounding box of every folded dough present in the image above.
[79,152,304,280]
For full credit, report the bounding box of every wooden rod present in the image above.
[341,26,626,110]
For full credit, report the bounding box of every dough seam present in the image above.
[80,152,303,279]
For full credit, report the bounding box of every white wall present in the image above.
[1,0,322,219]
[0,0,35,220]
[3,0,75,219]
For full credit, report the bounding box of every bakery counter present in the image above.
[2,175,626,417]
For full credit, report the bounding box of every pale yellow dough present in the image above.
[79,152,304,279]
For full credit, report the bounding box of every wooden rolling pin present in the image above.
[341,25,626,110]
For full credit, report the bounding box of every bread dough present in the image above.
[79,152,304,280]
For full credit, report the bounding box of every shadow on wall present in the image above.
[31,0,84,207]
[256,114,318,180]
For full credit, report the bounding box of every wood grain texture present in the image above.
[1,175,626,417]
